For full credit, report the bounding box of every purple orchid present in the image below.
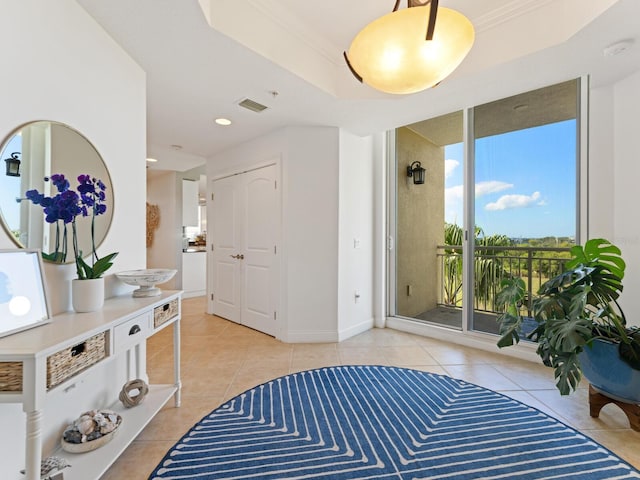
[24,173,115,277]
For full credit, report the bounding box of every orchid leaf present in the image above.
[76,252,118,279]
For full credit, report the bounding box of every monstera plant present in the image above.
[496,238,640,396]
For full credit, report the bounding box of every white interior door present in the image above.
[211,175,241,323]
[210,164,279,336]
[241,166,278,335]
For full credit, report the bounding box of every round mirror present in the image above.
[0,121,113,263]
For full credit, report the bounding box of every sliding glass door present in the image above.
[394,111,464,328]
[392,79,582,335]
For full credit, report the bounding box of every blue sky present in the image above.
[444,120,576,239]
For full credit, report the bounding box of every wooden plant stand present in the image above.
[589,384,640,431]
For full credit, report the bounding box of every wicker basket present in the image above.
[0,362,23,392]
[47,332,107,389]
[154,298,178,328]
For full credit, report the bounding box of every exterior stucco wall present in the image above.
[396,127,445,318]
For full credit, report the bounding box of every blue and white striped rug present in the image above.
[150,366,640,479]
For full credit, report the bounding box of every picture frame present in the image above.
[0,249,51,338]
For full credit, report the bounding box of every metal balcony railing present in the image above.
[437,245,572,317]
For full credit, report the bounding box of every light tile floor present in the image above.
[100,296,640,479]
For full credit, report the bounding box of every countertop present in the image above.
[183,247,206,253]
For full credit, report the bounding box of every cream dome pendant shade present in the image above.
[344,0,474,94]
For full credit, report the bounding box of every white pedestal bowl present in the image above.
[115,269,177,297]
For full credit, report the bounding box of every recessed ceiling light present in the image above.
[146,157,158,163]
[215,118,232,126]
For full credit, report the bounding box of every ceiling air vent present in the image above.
[238,98,268,113]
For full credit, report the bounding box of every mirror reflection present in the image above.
[0,121,113,263]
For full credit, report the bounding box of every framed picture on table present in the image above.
[0,249,51,338]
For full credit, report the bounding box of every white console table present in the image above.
[0,290,182,480]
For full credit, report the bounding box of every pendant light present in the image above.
[344,0,474,95]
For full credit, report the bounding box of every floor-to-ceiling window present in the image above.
[392,79,582,335]
[394,111,464,328]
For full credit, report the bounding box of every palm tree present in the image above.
[443,223,463,305]
[443,223,512,309]
[475,231,511,310]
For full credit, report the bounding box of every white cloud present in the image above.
[475,181,513,197]
[485,191,541,211]
[445,185,463,203]
[444,159,459,179]
[445,180,513,204]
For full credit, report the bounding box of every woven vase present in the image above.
[72,277,105,313]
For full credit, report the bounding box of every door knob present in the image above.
[230,254,244,259]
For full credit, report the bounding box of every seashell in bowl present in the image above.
[61,410,123,453]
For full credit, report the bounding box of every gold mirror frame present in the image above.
[0,121,114,263]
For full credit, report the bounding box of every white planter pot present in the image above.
[72,278,105,313]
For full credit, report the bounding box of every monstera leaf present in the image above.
[495,277,526,348]
[495,238,640,396]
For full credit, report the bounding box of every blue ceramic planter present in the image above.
[578,338,640,403]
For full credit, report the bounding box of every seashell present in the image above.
[20,456,71,476]
[77,419,95,435]
[101,422,117,434]
[93,412,107,427]
[77,414,92,425]
[63,429,83,444]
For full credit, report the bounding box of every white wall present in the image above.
[338,131,375,339]
[611,70,640,326]
[207,127,373,342]
[588,71,640,327]
[285,128,340,341]
[0,0,146,314]
[588,85,615,240]
[0,0,146,473]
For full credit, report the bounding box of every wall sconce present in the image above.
[407,161,426,184]
[4,152,21,177]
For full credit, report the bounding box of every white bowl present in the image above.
[115,269,177,297]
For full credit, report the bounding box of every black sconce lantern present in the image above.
[407,161,425,185]
[4,152,21,177]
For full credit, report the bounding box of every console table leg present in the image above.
[24,409,43,480]
[589,384,640,431]
[173,319,181,407]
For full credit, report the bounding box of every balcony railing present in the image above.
[437,245,572,317]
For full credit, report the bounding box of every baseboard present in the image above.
[338,317,374,342]
[183,290,205,299]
